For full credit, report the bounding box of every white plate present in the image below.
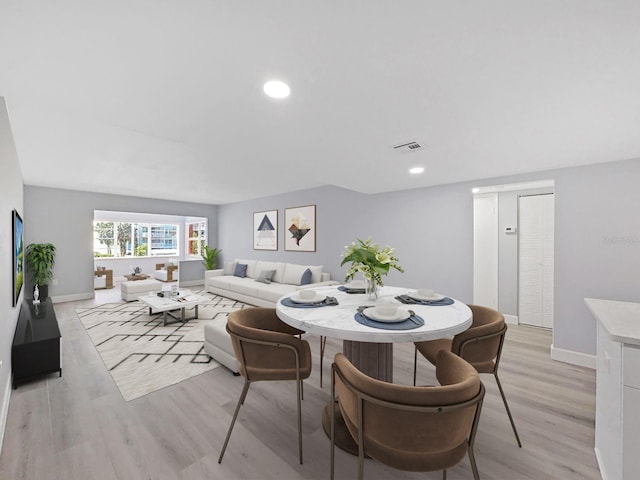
[289,292,326,304]
[408,291,445,302]
[362,307,410,323]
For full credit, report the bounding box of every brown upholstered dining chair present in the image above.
[218,307,312,464]
[413,304,522,447]
[331,350,485,480]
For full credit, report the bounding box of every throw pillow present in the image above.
[300,268,312,285]
[234,263,248,278]
[255,269,276,284]
[224,261,237,275]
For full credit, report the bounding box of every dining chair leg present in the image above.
[296,375,304,464]
[494,371,522,447]
[413,346,418,386]
[468,446,480,480]
[443,470,447,480]
[240,383,250,405]
[320,335,327,387]
[218,379,251,463]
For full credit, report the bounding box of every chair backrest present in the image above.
[333,350,483,472]
[227,307,311,381]
[451,304,506,374]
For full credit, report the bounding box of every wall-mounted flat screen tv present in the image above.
[13,209,24,307]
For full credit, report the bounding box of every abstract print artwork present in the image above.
[253,210,278,250]
[285,205,316,252]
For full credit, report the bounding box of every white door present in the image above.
[473,193,499,309]
[518,194,554,328]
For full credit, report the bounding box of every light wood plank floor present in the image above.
[0,289,601,479]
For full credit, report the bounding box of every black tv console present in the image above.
[12,298,62,389]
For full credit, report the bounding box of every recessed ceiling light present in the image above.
[263,80,290,99]
[409,167,424,174]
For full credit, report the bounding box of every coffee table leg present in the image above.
[163,311,168,326]
[194,305,199,319]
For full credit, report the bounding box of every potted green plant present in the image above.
[201,245,222,270]
[25,243,56,300]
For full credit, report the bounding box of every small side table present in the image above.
[94,269,113,289]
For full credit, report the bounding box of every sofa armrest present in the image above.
[205,269,224,280]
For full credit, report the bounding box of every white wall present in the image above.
[0,98,24,452]
[218,158,640,361]
[24,187,218,302]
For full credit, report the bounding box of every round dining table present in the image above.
[276,284,472,383]
[276,284,472,455]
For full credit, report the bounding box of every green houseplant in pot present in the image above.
[201,245,222,270]
[25,243,56,300]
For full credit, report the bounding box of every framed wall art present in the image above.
[284,205,316,252]
[13,209,24,306]
[253,210,278,250]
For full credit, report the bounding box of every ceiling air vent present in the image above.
[391,140,423,153]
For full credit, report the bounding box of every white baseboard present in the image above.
[178,280,203,287]
[51,292,94,304]
[550,344,596,369]
[594,447,610,480]
[504,314,518,325]
[0,376,12,456]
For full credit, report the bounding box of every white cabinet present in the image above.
[623,384,640,479]
[587,299,640,480]
[622,345,640,479]
[596,323,622,479]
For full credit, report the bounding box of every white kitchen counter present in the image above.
[585,297,640,480]
[585,298,640,346]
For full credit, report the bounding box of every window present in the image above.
[93,221,179,258]
[186,221,207,258]
[94,222,115,257]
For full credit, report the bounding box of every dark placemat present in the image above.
[395,295,454,306]
[280,296,339,308]
[354,312,424,330]
[338,286,366,294]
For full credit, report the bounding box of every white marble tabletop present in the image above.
[585,298,640,346]
[138,289,205,312]
[276,285,472,343]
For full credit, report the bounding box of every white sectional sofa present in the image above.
[203,259,338,373]
[204,259,337,307]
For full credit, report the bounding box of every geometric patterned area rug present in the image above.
[75,291,247,401]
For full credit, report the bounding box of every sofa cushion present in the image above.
[307,265,323,284]
[300,268,312,285]
[223,276,260,297]
[282,263,309,285]
[234,263,248,278]
[255,261,286,284]
[236,259,258,278]
[223,261,237,275]
[207,275,233,290]
[255,269,276,284]
[255,282,299,303]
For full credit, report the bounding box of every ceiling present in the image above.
[2,1,640,205]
